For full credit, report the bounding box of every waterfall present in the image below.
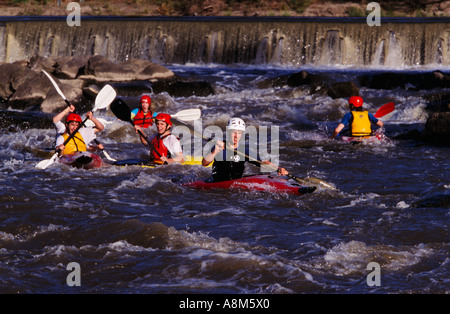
[0,17,448,67]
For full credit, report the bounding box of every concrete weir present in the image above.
[0,16,449,67]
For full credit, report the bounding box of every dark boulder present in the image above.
[327,81,359,99]
[424,112,450,145]
[152,78,215,97]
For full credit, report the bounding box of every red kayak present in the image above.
[58,152,103,170]
[183,175,316,195]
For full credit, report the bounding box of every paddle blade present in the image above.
[374,102,395,118]
[172,109,201,121]
[94,85,117,112]
[110,98,133,123]
[85,117,110,128]
[42,70,67,101]
[35,152,58,169]
[290,175,336,190]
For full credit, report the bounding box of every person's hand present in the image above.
[277,167,288,176]
[86,111,93,120]
[213,141,224,154]
[160,155,168,164]
[134,125,142,134]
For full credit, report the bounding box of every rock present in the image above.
[0,63,37,100]
[8,71,54,110]
[424,92,450,113]
[327,81,359,99]
[28,54,58,72]
[54,55,91,79]
[256,70,320,89]
[0,110,53,130]
[358,71,450,90]
[424,112,450,146]
[152,78,215,97]
[287,70,313,87]
[40,79,84,113]
[137,62,175,81]
[82,55,175,82]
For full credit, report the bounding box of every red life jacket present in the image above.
[150,133,172,164]
[133,109,154,128]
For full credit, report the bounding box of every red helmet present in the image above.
[349,96,363,107]
[140,95,151,106]
[155,113,172,127]
[66,113,82,124]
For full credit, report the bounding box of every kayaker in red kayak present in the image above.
[53,105,105,155]
[330,96,384,139]
[202,117,288,182]
[138,113,185,164]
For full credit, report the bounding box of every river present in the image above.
[0,17,449,296]
[1,63,448,295]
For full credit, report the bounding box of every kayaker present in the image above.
[131,95,155,130]
[330,96,384,139]
[53,105,105,155]
[139,113,185,164]
[202,117,288,182]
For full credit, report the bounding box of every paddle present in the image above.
[89,85,117,162]
[35,85,116,169]
[172,117,334,190]
[172,108,202,121]
[374,102,395,118]
[42,70,72,107]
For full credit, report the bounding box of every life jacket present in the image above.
[133,109,154,128]
[150,133,176,164]
[62,132,87,155]
[351,111,372,137]
[210,142,260,182]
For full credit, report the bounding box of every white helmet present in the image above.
[227,118,246,132]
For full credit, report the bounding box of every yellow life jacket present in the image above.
[62,132,87,155]
[351,111,372,137]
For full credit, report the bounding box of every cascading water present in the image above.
[0,17,448,67]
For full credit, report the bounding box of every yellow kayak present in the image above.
[112,155,210,168]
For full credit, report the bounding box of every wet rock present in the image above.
[424,112,450,146]
[54,55,91,79]
[81,55,175,82]
[0,63,37,101]
[424,91,450,113]
[423,91,450,146]
[287,70,313,87]
[0,110,53,130]
[358,71,450,90]
[8,71,54,111]
[327,81,359,99]
[152,78,215,97]
[28,54,59,72]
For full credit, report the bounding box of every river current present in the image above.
[0,63,448,295]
